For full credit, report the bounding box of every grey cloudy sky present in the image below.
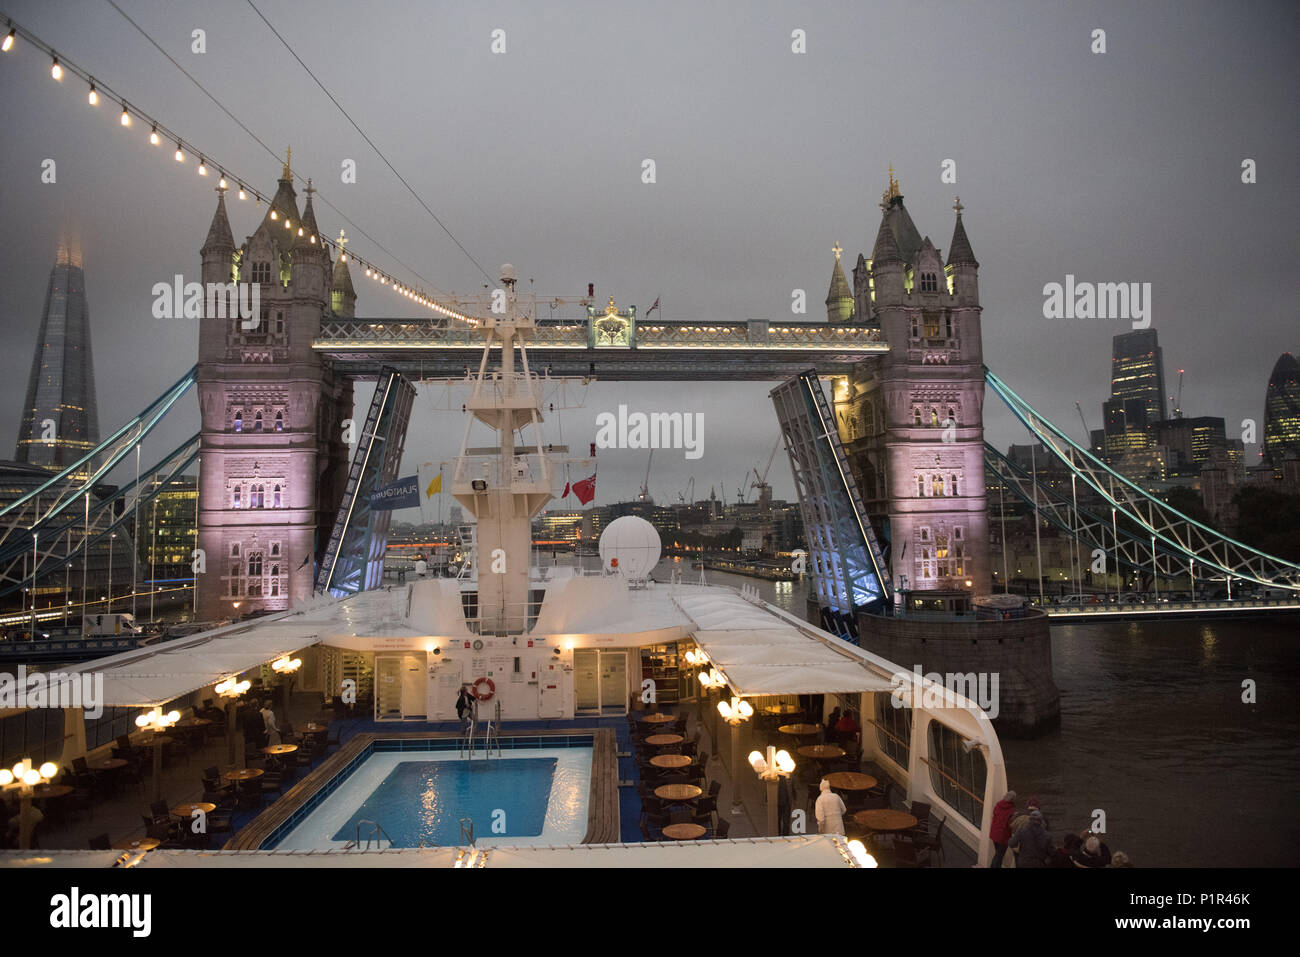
[1,0,1296,510]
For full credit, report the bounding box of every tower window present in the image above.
[909,316,919,339]
[914,408,922,426]
[944,314,953,337]
[233,410,243,432]
[920,272,938,293]
[232,485,241,509]
[251,261,272,285]
[917,476,925,496]
[248,552,263,577]
[275,311,284,335]
[950,474,960,496]
[273,484,282,508]
[275,411,284,431]
[254,411,263,433]
[932,474,945,496]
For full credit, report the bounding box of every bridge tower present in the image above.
[834,178,991,597]
[194,159,353,620]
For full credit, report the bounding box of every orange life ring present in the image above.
[471,677,495,702]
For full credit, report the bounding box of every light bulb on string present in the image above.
[88,82,98,105]
[149,125,159,146]
[51,56,61,80]
[237,183,246,200]
[174,142,184,162]
[218,173,228,189]
[297,227,304,236]
[198,157,208,176]
[119,103,130,126]
[270,210,277,220]
[3,29,15,53]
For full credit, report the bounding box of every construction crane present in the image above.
[749,437,781,495]
[638,449,654,504]
[1075,402,1095,452]
[676,476,695,505]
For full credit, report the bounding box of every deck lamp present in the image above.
[271,655,302,674]
[845,839,878,868]
[1,759,59,849]
[748,744,794,837]
[136,708,180,801]
[215,675,251,765]
[684,648,710,715]
[718,696,753,817]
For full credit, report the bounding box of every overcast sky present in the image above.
[1,0,1296,511]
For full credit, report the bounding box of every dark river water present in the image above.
[658,556,1300,867]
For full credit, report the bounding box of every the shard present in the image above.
[15,238,100,474]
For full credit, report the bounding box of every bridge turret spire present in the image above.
[201,185,235,259]
[825,241,854,323]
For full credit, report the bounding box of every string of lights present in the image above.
[99,0,456,307]
[0,12,482,326]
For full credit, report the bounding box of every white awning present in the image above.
[475,835,857,868]
[680,594,899,697]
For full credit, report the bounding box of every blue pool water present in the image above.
[332,758,556,847]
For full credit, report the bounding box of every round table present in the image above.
[645,733,683,748]
[640,713,675,726]
[112,837,160,851]
[778,723,821,737]
[649,754,692,769]
[263,744,299,756]
[798,745,846,761]
[175,717,212,727]
[171,801,217,818]
[29,784,73,799]
[89,758,128,772]
[654,784,702,803]
[853,809,917,833]
[301,724,329,735]
[661,823,707,841]
[222,768,264,783]
[824,771,877,792]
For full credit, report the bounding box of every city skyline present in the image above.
[1,0,1296,507]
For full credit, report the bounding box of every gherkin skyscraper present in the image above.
[15,238,100,474]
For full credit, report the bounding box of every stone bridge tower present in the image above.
[194,158,353,620]
[833,175,991,596]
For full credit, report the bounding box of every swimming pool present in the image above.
[268,744,592,850]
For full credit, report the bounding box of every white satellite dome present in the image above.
[599,515,661,581]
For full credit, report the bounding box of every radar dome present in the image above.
[599,515,661,581]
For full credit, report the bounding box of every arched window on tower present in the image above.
[274,411,284,432]
[920,272,938,293]
[233,409,243,432]
[232,485,241,509]
[254,411,263,433]
[273,484,281,508]
[932,474,945,496]
[950,474,959,496]
[944,314,953,337]
[914,408,922,426]
[917,475,925,497]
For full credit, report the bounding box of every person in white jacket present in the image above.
[815,778,847,835]
[260,700,281,747]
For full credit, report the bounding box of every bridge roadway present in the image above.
[313,317,888,379]
[1038,597,1300,621]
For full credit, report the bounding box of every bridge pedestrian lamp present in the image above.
[137,708,181,802]
[747,744,793,837]
[1,760,59,849]
[718,697,753,817]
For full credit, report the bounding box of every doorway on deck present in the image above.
[574,649,628,716]
[375,653,428,721]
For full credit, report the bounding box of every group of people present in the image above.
[823,706,862,748]
[239,698,282,750]
[989,791,1132,868]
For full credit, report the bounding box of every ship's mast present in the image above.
[451,264,554,634]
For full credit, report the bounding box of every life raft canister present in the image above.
[471,676,496,702]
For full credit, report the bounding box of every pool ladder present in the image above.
[460,817,475,845]
[345,819,392,851]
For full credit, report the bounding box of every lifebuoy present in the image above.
[471,677,495,702]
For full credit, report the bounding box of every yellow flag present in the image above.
[426,473,442,496]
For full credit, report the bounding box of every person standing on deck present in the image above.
[989,791,1017,868]
[261,700,281,747]
[1009,809,1052,867]
[456,684,476,729]
[815,778,847,835]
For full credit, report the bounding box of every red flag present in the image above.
[572,474,596,505]
[562,481,571,498]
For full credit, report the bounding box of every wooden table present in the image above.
[645,733,683,747]
[798,745,846,761]
[29,784,73,799]
[661,823,708,841]
[779,723,821,736]
[175,717,212,727]
[300,724,329,735]
[640,713,676,726]
[263,744,299,756]
[222,768,264,783]
[853,809,918,834]
[112,837,160,851]
[171,802,217,818]
[654,784,703,803]
[649,754,692,769]
[824,771,877,791]
[89,758,128,771]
